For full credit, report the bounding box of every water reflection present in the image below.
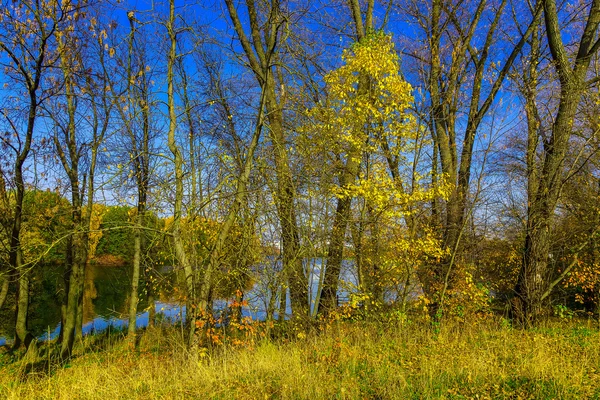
[0,262,166,346]
[0,259,357,346]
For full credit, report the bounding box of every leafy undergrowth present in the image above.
[1,317,600,399]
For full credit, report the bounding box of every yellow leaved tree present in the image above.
[303,32,451,315]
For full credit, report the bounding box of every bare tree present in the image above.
[0,0,61,351]
[400,0,541,318]
[225,0,309,318]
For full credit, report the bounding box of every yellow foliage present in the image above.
[443,267,492,322]
[302,32,452,306]
[175,216,261,298]
[304,32,414,162]
[86,203,106,262]
[304,32,451,213]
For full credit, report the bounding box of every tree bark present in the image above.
[0,276,8,311]
[14,249,33,349]
[128,212,142,338]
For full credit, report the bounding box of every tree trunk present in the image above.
[0,276,8,311]
[14,250,33,349]
[420,0,542,319]
[10,125,33,352]
[167,0,197,348]
[61,224,87,359]
[265,83,307,318]
[516,89,581,324]
[51,18,93,358]
[278,284,287,322]
[75,294,83,342]
[124,10,151,343]
[267,283,277,323]
[1,1,50,354]
[146,263,155,328]
[128,211,143,339]
[514,0,599,325]
[319,195,353,313]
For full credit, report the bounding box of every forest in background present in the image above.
[1,0,600,375]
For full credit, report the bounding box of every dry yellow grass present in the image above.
[1,317,599,399]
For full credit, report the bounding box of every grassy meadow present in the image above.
[1,315,600,399]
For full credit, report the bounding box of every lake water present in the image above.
[0,259,357,346]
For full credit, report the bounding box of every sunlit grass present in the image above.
[1,317,599,399]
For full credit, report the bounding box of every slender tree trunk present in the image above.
[1,2,50,353]
[75,295,83,342]
[128,211,143,338]
[122,11,151,342]
[56,24,89,357]
[61,199,87,359]
[278,284,287,322]
[145,243,155,328]
[319,195,353,312]
[11,109,34,352]
[419,0,541,320]
[351,201,365,293]
[166,0,198,348]
[516,89,582,324]
[267,282,277,323]
[14,249,33,349]
[266,84,307,318]
[0,173,10,313]
[201,82,268,330]
[0,276,8,311]
[61,233,86,358]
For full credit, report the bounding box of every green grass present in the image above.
[1,317,600,399]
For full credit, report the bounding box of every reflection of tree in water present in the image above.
[0,263,179,342]
[27,264,131,337]
[83,263,98,323]
[89,264,130,319]
[27,264,62,337]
